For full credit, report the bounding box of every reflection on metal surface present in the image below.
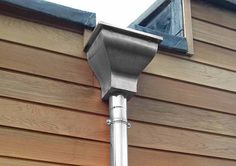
[84,22,162,166]
[109,95,128,166]
[84,22,162,101]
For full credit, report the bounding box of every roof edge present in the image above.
[0,0,96,33]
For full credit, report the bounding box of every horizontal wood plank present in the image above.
[170,41,236,72]
[191,0,236,30]
[0,127,109,166]
[138,74,236,115]
[190,40,236,71]
[0,69,235,116]
[130,122,236,160]
[130,147,236,166]
[145,53,236,92]
[1,127,235,166]
[1,14,236,74]
[0,97,109,142]
[1,96,236,139]
[1,40,236,95]
[1,15,236,90]
[0,40,93,86]
[2,150,234,166]
[193,19,236,51]
[0,15,84,58]
[1,7,236,166]
[129,97,236,137]
[0,69,108,115]
[0,97,236,159]
[0,156,68,166]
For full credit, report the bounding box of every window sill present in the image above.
[132,25,188,54]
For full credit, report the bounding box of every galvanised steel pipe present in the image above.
[107,95,129,166]
[84,22,162,166]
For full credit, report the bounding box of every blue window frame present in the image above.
[129,0,188,54]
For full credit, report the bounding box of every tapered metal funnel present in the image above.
[84,22,162,101]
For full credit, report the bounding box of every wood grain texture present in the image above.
[83,29,92,48]
[129,97,236,137]
[193,19,236,51]
[145,53,236,92]
[1,127,235,166]
[0,40,93,85]
[138,74,236,115]
[1,15,235,90]
[168,41,236,72]
[1,95,236,137]
[129,147,236,166]
[1,118,236,161]
[1,14,235,73]
[1,97,236,159]
[0,15,84,58]
[191,0,236,30]
[0,151,230,166]
[0,156,68,166]
[189,40,236,71]
[1,40,236,94]
[0,97,109,142]
[0,69,235,116]
[1,7,236,166]
[130,122,236,160]
[0,70,107,115]
[0,127,109,166]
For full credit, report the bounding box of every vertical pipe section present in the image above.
[108,94,128,166]
[84,23,162,166]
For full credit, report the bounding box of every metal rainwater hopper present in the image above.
[84,22,162,101]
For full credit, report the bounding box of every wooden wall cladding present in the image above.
[0,40,93,86]
[0,15,84,58]
[0,156,68,166]
[1,14,235,92]
[2,152,236,166]
[146,53,236,92]
[192,19,236,51]
[1,96,236,138]
[129,147,236,166]
[1,97,236,160]
[0,127,109,166]
[0,1,236,164]
[189,40,236,72]
[138,74,236,115]
[0,69,107,115]
[1,40,236,94]
[0,66,236,116]
[0,127,236,166]
[191,0,236,30]
[129,97,236,137]
[0,97,109,142]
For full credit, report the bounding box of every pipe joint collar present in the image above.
[106,119,131,128]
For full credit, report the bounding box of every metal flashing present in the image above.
[0,0,96,30]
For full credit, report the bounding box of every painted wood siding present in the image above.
[0,0,236,164]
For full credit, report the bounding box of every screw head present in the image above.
[106,119,111,126]
[127,123,131,129]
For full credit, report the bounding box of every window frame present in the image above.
[129,0,194,55]
[182,0,194,55]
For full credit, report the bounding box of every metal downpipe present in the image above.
[107,95,129,166]
[84,23,162,166]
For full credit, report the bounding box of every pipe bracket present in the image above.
[106,119,131,128]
